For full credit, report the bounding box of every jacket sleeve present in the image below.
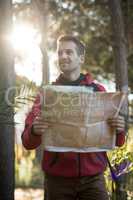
[21,93,42,150]
[96,83,126,147]
[116,131,125,146]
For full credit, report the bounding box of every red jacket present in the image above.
[22,73,125,177]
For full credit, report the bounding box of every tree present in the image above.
[31,0,50,84]
[0,0,15,199]
[108,0,128,199]
[108,0,128,92]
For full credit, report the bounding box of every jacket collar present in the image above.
[54,73,94,85]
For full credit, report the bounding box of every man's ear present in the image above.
[80,54,85,64]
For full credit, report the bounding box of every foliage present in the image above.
[15,145,44,188]
[105,125,133,197]
[15,76,43,188]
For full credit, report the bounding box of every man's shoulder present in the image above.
[81,73,106,92]
[91,81,106,92]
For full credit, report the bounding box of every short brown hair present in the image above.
[57,35,85,56]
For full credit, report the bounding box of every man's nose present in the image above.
[61,52,68,59]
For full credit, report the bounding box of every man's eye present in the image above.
[66,50,73,55]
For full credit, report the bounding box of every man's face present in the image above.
[57,41,84,73]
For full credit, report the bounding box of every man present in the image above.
[22,35,126,200]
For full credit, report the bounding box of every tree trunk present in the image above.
[0,0,15,200]
[108,0,128,200]
[40,2,49,200]
[40,0,49,85]
[108,0,128,92]
[31,1,50,199]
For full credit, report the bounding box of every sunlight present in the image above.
[11,23,41,50]
[10,22,58,86]
[11,23,42,85]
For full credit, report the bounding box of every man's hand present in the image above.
[32,116,52,136]
[107,115,125,133]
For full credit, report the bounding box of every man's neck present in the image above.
[62,70,80,81]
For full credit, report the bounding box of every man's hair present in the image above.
[57,35,85,56]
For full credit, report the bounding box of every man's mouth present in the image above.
[60,62,69,66]
[59,59,70,65]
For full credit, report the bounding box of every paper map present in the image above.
[41,86,127,152]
